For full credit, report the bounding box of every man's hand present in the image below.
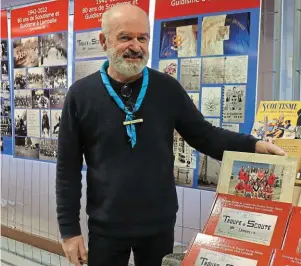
[255,140,287,156]
[62,235,87,266]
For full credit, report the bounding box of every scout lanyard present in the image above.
[100,60,149,148]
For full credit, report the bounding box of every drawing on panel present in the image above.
[180,58,201,91]
[158,59,178,79]
[201,87,221,117]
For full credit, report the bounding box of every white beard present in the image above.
[106,47,149,77]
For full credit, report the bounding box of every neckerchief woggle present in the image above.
[100,60,149,148]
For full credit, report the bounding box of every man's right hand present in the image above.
[62,235,87,266]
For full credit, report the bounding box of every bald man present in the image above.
[56,4,286,266]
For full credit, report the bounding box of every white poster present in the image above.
[74,59,106,82]
[180,58,201,91]
[201,87,221,117]
[27,109,40,138]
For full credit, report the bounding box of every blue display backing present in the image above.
[151,8,261,190]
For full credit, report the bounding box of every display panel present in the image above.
[152,0,261,190]
[10,0,69,162]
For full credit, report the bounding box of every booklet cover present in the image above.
[202,193,292,248]
[251,101,301,142]
[216,151,298,203]
[272,250,301,266]
[181,233,273,266]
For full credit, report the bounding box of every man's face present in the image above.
[103,13,150,77]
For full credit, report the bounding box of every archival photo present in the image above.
[1,91,11,117]
[32,89,50,109]
[222,85,246,123]
[1,60,8,80]
[15,137,39,159]
[217,151,298,203]
[201,12,250,56]
[75,59,105,82]
[251,101,301,142]
[13,37,39,68]
[1,81,10,92]
[41,110,50,138]
[39,139,58,162]
[174,167,194,187]
[180,58,201,91]
[1,40,8,59]
[159,18,198,59]
[50,89,66,109]
[201,87,221,117]
[39,32,67,66]
[0,117,12,136]
[158,59,178,79]
[27,109,40,138]
[14,68,27,90]
[14,109,27,137]
[198,154,221,190]
[44,66,67,89]
[51,110,61,139]
[75,30,105,59]
[14,90,32,109]
[27,67,44,89]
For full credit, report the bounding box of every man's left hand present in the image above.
[255,140,287,156]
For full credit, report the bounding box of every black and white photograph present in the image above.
[44,66,67,89]
[1,40,8,59]
[15,137,39,159]
[39,139,58,161]
[14,90,32,109]
[51,110,61,139]
[1,60,8,80]
[50,89,66,109]
[14,109,27,136]
[14,69,27,90]
[13,37,39,68]
[198,154,221,190]
[27,67,44,89]
[1,81,10,92]
[0,117,12,136]
[0,91,11,116]
[32,89,50,109]
[39,33,67,66]
[41,110,50,138]
[174,167,194,187]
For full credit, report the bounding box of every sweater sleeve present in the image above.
[174,83,259,161]
[56,85,84,239]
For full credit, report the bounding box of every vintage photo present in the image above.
[1,81,10,92]
[51,110,61,139]
[75,30,105,59]
[13,37,39,68]
[41,110,50,138]
[44,66,67,89]
[201,13,250,56]
[198,154,221,189]
[174,167,194,187]
[27,109,40,138]
[75,59,105,82]
[50,89,66,109]
[222,85,246,123]
[1,40,8,59]
[217,151,298,203]
[15,137,39,159]
[14,90,32,108]
[201,87,221,117]
[251,101,301,142]
[1,60,8,80]
[158,59,178,79]
[32,89,50,109]
[0,117,12,136]
[39,139,58,161]
[229,161,283,201]
[14,109,27,137]
[180,58,201,91]
[0,91,11,116]
[39,33,67,66]
[159,18,198,59]
[14,68,27,90]
[27,67,44,89]
[206,118,220,127]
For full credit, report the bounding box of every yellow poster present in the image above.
[251,101,301,142]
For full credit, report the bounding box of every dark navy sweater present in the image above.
[56,68,258,239]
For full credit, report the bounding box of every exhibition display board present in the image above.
[151,0,261,190]
[10,0,69,162]
[1,10,12,155]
